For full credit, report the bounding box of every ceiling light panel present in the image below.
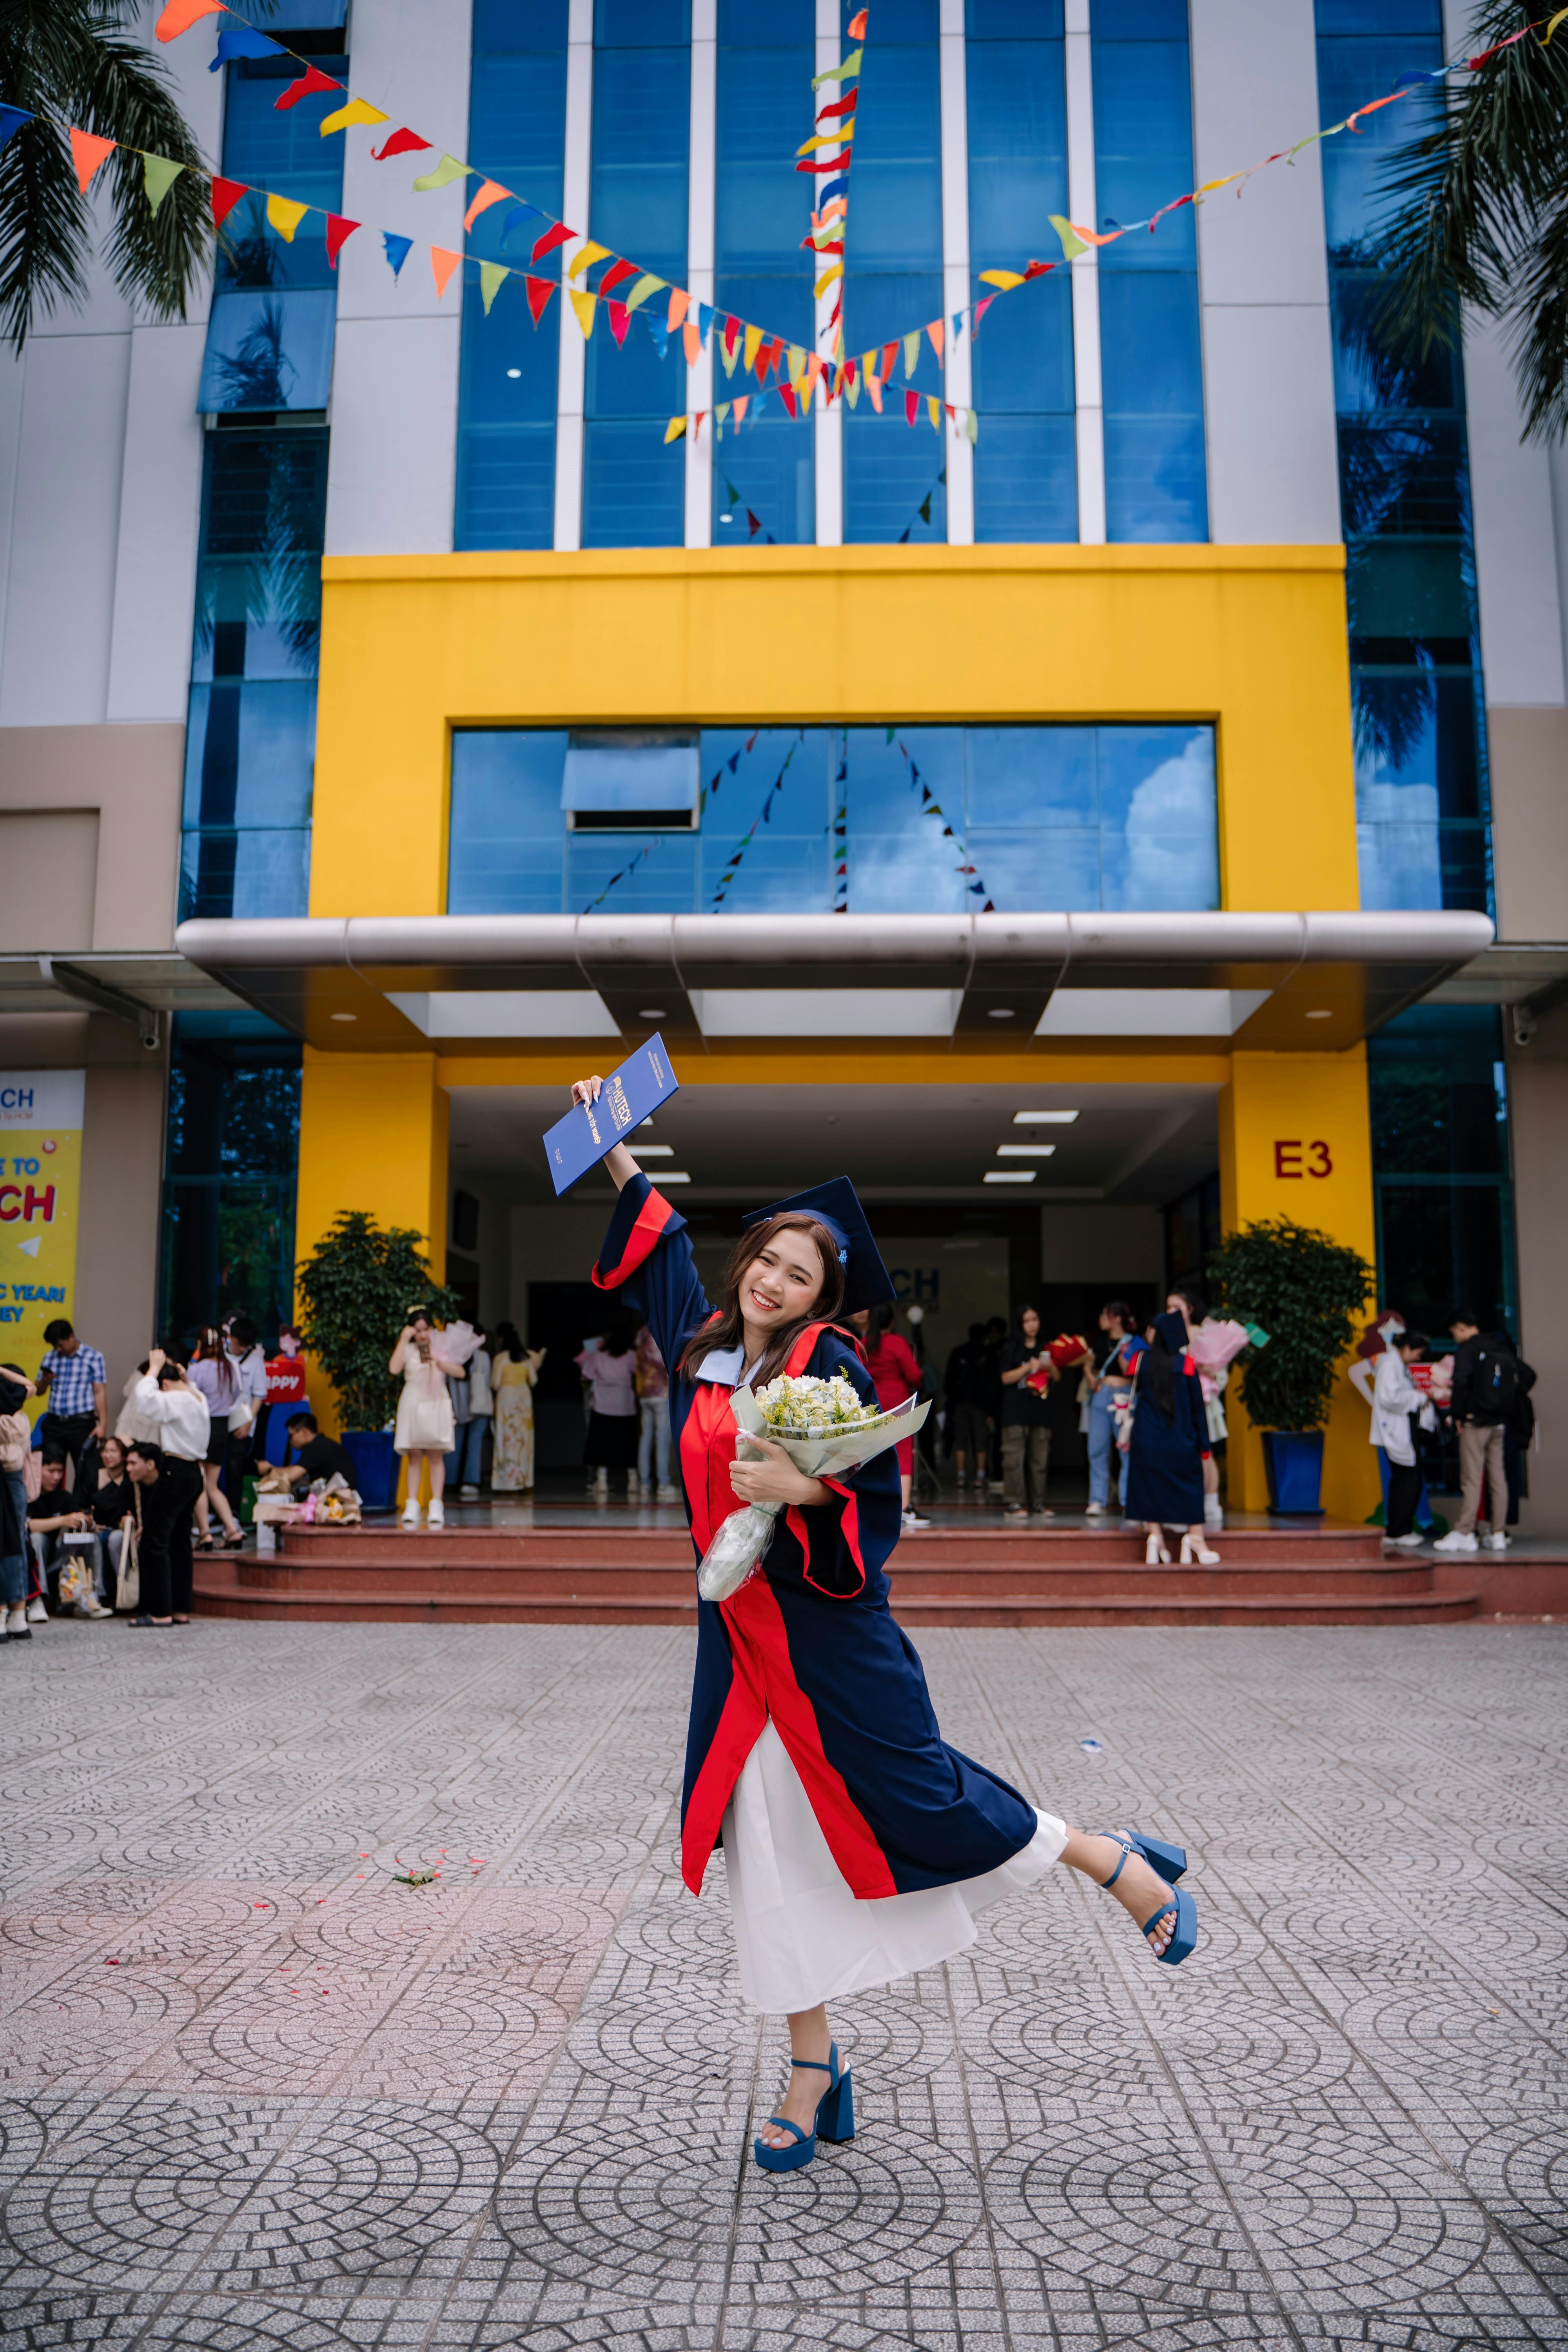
[1013,1109,1079,1123]
[995,1144,1056,1156]
[983,1169,1037,1183]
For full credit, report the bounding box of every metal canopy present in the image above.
[172,909,1496,1052]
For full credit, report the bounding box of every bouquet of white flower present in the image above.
[695,1371,931,1604]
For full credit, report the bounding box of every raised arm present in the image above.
[571,1077,711,1372]
[571,1074,641,1192]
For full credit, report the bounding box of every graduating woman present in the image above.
[1125,1309,1220,1565]
[571,1074,1200,2178]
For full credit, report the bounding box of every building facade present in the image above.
[2,0,1564,1517]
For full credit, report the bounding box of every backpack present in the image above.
[1474,1344,1533,1421]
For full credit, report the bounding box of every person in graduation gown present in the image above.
[1124,1308,1220,1566]
[570,1073,1200,2176]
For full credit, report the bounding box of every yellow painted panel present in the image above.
[1218,1048,1380,1521]
[296,1049,449,1437]
[311,545,1358,924]
[434,1043,1234,1090]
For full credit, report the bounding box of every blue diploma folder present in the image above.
[543,1034,679,1196]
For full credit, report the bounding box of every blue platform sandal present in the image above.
[753,2041,855,2173]
[1098,1830,1198,1966]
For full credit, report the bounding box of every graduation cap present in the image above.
[742,1176,896,1316]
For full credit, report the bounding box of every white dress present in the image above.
[721,1720,1067,2014]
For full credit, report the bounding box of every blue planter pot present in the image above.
[1261,1429,1325,1517]
[342,1430,397,1514]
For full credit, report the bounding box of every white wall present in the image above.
[325,0,470,559]
[1189,0,1341,545]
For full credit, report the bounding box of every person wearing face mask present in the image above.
[568,1072,1202,2186]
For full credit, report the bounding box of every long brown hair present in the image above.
[676,1214,851,1388]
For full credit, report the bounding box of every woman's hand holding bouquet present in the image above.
[728,1436,828,1508]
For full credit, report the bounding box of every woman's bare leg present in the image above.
[427,1452,446,1501]
[755,2002,833,2151]
[1059,1828,1176,1954]
[203,1462,239,1537]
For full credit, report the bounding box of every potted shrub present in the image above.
[295,1211,458,1512]
[1207,1216,1374,1515]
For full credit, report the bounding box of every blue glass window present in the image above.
[714,12,816,543]
[456,5,568,549]
[1090,0,1207,542]
[966,4,1075,540]
[1315,0,1491,914]
[448,722,1217,914]
[581,22,690,547]
[199,45,347,413]
[844,23,947,542]
[180,425,326,919]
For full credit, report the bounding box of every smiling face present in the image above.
[739,1227,828,1341]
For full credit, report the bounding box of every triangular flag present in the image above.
[927,320,945,361]
[965,408,978,443]
[720,325,740,377]
[696,303,714,345]
[918,494,932,523]
[1048,213,1089,259]
[525,274,555,325]
[665,413,688,445]
[275,62,342,111]
[715,404,730,428]
[646,310,670,358]
[325,213,358,267]
[927,395,941,429]
[383,231,413,278]
[372,127,432,162]
[571,287,597,338]
[733,395,749,424]
[211,174,247,228]
[812,47,863,85]
[805,353,822,401]
[814,261,843,296]
[905,388,919,426]
[625,273,663,311]
[742,322,762,372]
[682,319,700,364]
[880,340,897,380]
[212,24,281,66]
[693,412,705,441]
[463,178,510,231]
[974,296,996,327]
[412,153,470,192]
[844,367,860,408]
[606,299,631,345]
[980,268,1025,290]
[569,240,609,280]
[69,129,116,194]
[865,370,882,413]
[154,0,224,39]
[778,382,798,418]
[479,260,507,313]
[430,246,462,299]
[266,192,309,241]
[141,152,184,214]
[0,105,32,152]
[848,7,868,31]
[599,257,637,298]
[904,330,921,378]
[531,221,572,265]
[501,202,543,243]
[319,95,388,136]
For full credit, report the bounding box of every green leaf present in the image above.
[1205,1217,1374,1434]
[294,1209,459,1434]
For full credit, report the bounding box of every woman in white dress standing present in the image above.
[390,1308,461,1528]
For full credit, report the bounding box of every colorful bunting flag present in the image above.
[531,221,572,265]
[463,178,509,231]
[275,62,342,111]
[606,299,631,345]
[664,416,687,443]
[848,8,868,32]
[412,153,470,192]
[525,275,555,325]
[430,246,462,299]
[1047,214,1089,260]
[500,202,543,243]
[569,241,609,280]
[325,212,358,266]
[154,0,225,39]
[812,47,863,85]
[211,24,281,66]
[141,152,184,214]
[210,173,247,228]
[571,288,597,338]
[372,128,432,162]
[265,191,309,241]
[69,128,116,193]
[905,388,919,427]
[625,274,663,312]
[0,105,32,152]
[319,96,388,135]
[668,288,690,332]
[479,260,507,313]
[599,257,637,298]
[383,230,413,278]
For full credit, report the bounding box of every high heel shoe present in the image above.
[1179,1532,1220,1565]
[1144,1528,1171,1564]
[1096,1831,1198,1966]
[753,2041,855,2172]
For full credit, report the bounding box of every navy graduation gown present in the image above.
[1124,1350,1208,1526]
[593,1174,1039,1901]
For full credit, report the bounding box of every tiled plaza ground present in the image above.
[1,1620,1565,2352]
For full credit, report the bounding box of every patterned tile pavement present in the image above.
[0,1619,1564,2352]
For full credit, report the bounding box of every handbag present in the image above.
[58,1539,96,1607]
[115,1515,140,1612]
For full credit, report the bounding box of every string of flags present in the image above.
[0,0,1547,444]
[800,9,867,365]
[710,734,807,909]
[583,844,650,914]
[888,729,996,916]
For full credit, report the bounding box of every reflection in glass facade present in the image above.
[582,0,691,547]
[1368,1007,1516,1332]
[447,723,1218,915]
[966,0,1075,541]
[1315,0,1491,913]
[160,1013,303,1348]
[714,0,816,544]
[843,0,947,543]
[1090,0,1207,541]
[456,0,569,550]
[180,424,327,920]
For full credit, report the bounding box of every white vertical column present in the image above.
[814,0,843,547]
[938,0,973,543]
[554,0,594,552]
[1063,0,1105,544]
[686,0,717,547]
